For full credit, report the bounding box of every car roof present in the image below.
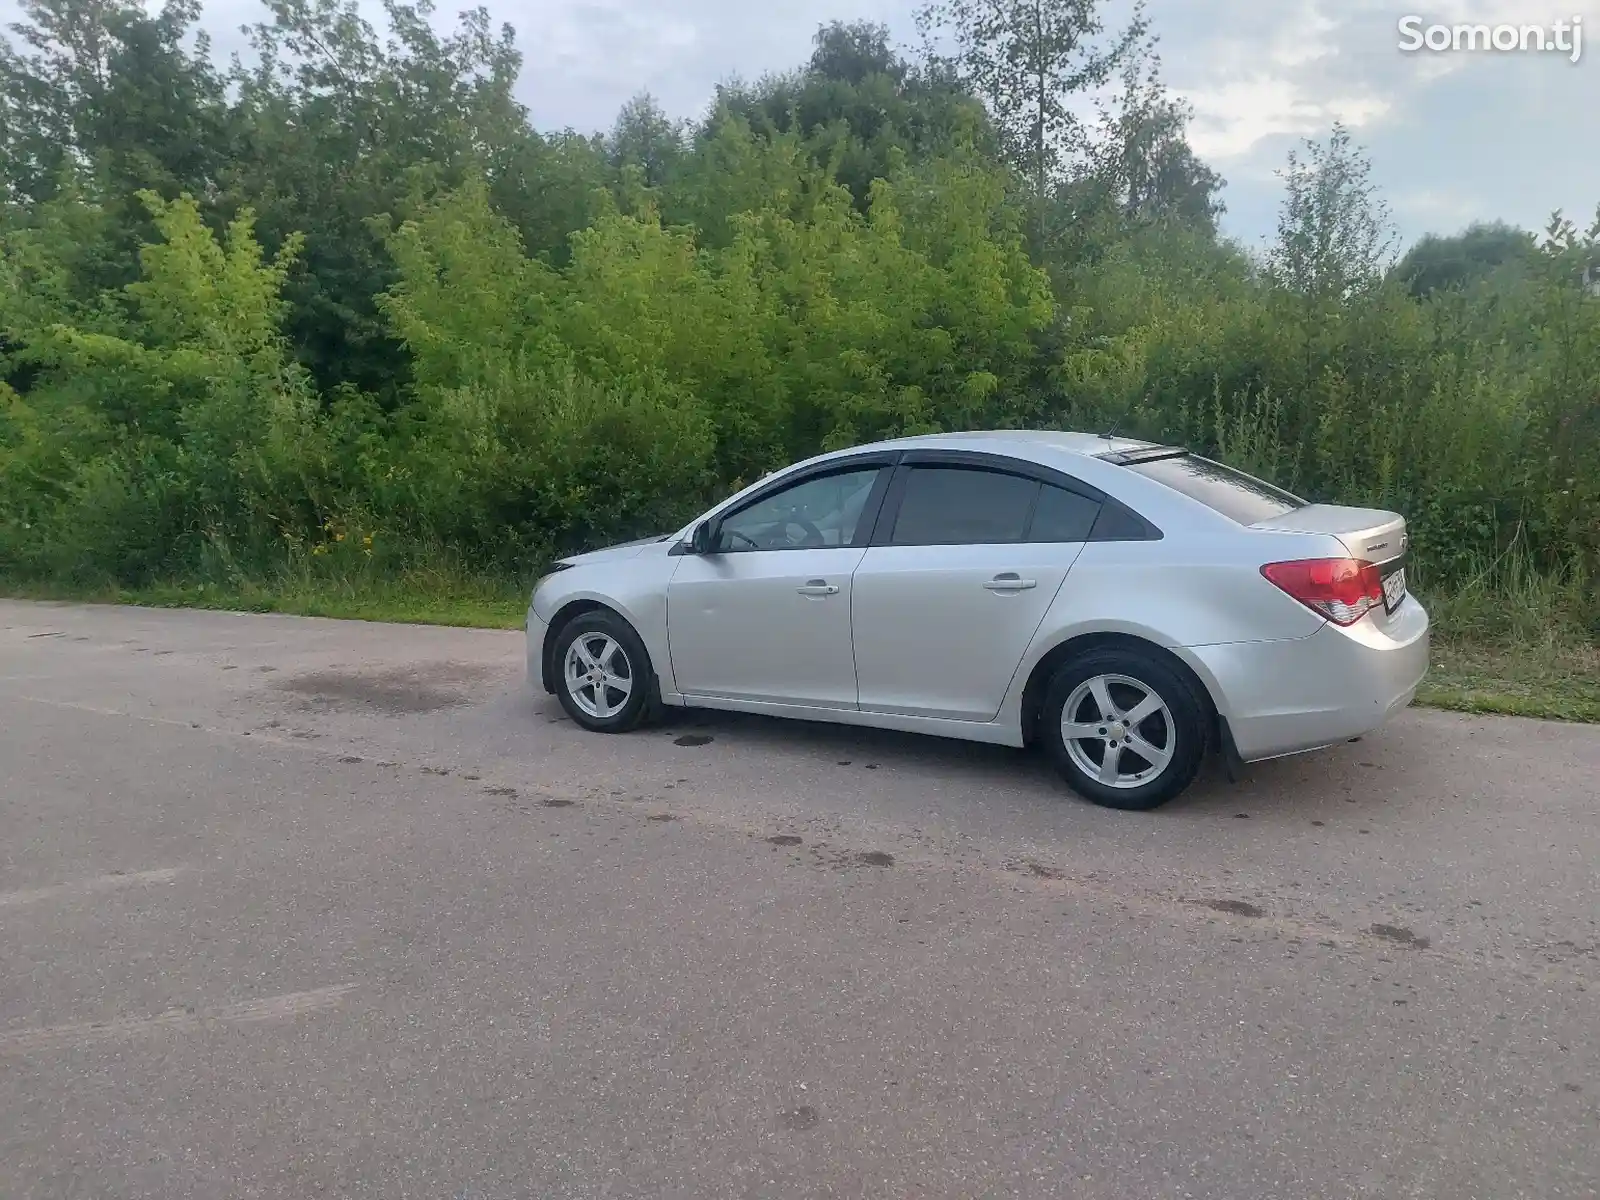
[708,428,1228,539]
[864,429,1164,462]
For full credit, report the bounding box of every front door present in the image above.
[667,465,886,709]
[851,465,1097,721]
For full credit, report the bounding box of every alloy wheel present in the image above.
[1060,673,1175,790]
[563,632,634,720]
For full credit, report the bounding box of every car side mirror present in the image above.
[689,520,720,555]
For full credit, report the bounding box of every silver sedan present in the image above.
[526,431,1429,810]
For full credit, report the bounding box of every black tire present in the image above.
[551,610,657,733]
[1040,646,1208,811]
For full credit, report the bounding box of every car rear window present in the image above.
[1124,454,1305,525]
[1030,483,1101,542]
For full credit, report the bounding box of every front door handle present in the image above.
[797,580,840,596]
[984,573,1037,592]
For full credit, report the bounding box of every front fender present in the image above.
[531,556,680,697]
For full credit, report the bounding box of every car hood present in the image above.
[556,534,672,568]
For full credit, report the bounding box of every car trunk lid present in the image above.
[1248,504,1407,565]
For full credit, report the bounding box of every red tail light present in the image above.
[1261,558,1384,626]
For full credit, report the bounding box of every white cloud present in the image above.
[1183,76,1391,162]
[1142,0,1600,240]
[1389,186,1483,228]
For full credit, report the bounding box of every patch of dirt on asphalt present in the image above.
[804,843,895,871]
[491,790,587,816]
[275,662,494,715]
[1191,898,1266,919]
[1008,859,1064,881]
[778,1105,820,1131]
[1370,923,1431,950]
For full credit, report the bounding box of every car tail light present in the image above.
[1261,558,1384,626]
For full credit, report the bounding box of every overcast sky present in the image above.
[5,0,1597,249]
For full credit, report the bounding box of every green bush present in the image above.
[1,0,1595,645]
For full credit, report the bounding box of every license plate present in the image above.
[1382,567,1407,613]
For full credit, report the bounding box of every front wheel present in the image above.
[552,611,656,733]
[1041,648,1207,811]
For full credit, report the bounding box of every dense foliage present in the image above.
[2,0,1596,635]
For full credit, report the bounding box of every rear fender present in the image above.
[998,537,1327,736]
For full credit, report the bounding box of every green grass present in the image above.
[1419,638,1600,723]
[1408,553,1599,722]
[2,563,530,631]
[6,564,1597,724]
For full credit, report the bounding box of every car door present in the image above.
[851,461,1101,722]
[667,463,890,709]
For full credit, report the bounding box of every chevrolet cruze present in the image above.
[526,431,1429,810]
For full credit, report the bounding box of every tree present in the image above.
[915,0,1147,228]
[1086,40,1222,234]
[607,94,685,190]
[0,0,228,271]
[221,0,533,400]
[706,21,995,215]
[809,19,904,85]
[0,0,121,203]
[1392,221,1539,297]
[487,127,611,265]
[1267,123,1395,303]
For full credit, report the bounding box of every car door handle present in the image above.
[797,580,839,596]
[984,573,1037,592]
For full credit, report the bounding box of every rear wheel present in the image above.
[553,610,656,733]
[1041,647,1207,811]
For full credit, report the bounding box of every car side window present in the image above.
[716,468,882,552]
[1029,483,1101,542]
[889,467,1040,546]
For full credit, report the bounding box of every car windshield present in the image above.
[1124,453,1305,525]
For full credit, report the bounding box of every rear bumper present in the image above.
[1188,597,1430,762]
[526,606,550,693]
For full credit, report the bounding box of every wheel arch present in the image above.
[540,599,612,694]
[1019,631,1222,749]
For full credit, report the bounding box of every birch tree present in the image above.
[915,0,1147,221]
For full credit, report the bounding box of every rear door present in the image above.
[850,460,1101,722]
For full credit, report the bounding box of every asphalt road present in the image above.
[2,599,1598,1200]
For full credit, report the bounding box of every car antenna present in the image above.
[1101,396,1140,443]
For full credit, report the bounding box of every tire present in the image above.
[551,610,657,733]
[1040,646,1207,811]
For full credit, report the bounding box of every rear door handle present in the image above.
[797,580,840,596]
[984,573,1037,592]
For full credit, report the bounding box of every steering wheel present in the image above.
[783,518,827,548]
[724,528,762,551]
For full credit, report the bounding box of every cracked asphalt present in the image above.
[2,599,1598,1199]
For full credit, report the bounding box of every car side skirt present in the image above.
[661,692,1026,748]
